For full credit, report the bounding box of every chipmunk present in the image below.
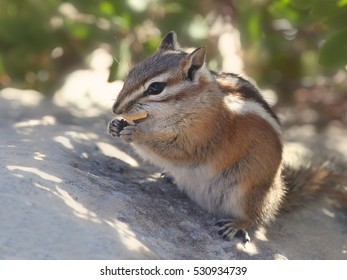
[107,31,346,243]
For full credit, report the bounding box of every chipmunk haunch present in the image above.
[107,31,346,243]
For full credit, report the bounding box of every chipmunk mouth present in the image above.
[121,111,149,125]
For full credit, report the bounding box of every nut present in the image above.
[122,112,148,124]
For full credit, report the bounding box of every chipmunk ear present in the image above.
[181,47,206,81]
[157,31,180,52]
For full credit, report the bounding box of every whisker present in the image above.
[113,56,120,65]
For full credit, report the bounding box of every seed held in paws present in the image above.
[122,112,148,125]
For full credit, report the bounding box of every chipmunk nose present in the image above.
[112,101,128,115]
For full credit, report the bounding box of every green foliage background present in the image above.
[0,0,346,99]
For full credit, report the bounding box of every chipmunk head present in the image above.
[112,31,215,125]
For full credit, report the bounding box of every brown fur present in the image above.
[109,31,347,240]
[207,109,284,227]
[211,113,282,178]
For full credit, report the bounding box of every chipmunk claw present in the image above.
[108,119,128,137]
[119,125,140,143]
[215,219,250,244]
[235,229,250,244]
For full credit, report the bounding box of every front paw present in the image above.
[119,125,140,143]
[108,119,128,137]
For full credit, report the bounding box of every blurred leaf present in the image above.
[0,54,5,75]
[237,7,263,47]
[290,0,313,9]
[70,23,90,40]
[115,39,131,79]
[99,1,115,16]
[164,2,183,13]
[1,0,346,97]
[291,0,347,21]
[324,7,347,29]
[113,12,131,30]
[269,0,300,23]
[319,29,347,68]
[248,11,262,43]
[143,37,161,53]
[310,0,344,18]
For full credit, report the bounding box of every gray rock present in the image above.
[0,88,346,259]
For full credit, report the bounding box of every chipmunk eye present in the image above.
[144,82,166,96]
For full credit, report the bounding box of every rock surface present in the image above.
[0,88,346,259]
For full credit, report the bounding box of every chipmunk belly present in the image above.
[171,165,247,220]
[132,143,246,219]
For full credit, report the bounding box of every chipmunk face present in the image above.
[112,32,214,128]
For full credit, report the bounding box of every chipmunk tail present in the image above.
[280,157,347,212]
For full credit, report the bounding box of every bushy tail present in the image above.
[280,158,347,212]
